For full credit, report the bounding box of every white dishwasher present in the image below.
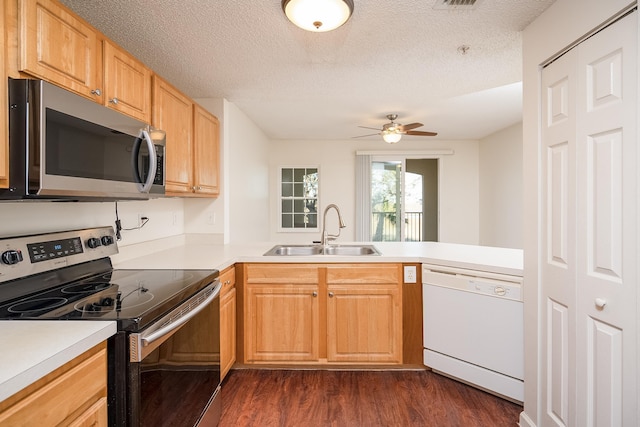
[422,263,523,403]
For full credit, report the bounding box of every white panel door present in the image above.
[575,12,637,427]
[541,49,578,427]
[540,10,638,427]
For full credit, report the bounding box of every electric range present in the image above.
[0,226,222,426]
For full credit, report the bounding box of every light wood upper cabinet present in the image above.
[243,263,402,365]
[220,266,237,380]
[193,105,220,196]
[152,75,194,194]
[0,342,108,427]
[19,0,103,100]
[18,0,152,122]
[103,41,152,123]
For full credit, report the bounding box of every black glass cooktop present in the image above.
[0,261,218,332]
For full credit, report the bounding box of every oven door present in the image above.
[127,281,222,427]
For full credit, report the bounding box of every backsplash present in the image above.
[0,198,187,246]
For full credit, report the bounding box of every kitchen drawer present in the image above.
[326,264,401,285]
[245,263,319,284]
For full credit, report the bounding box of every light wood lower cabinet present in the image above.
[0,342,108,427]
[326,264,403,363]
[220,266,237,380]
[243,263,402,365]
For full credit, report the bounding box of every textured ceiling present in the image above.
[59,0,555,140]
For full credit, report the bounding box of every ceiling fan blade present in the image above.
[398,122,423,131]
[358,125,382,131]
[352,133,380,138]
[405,130,438,136]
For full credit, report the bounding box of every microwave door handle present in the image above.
[140,281,221,346]
[131,130,158,193]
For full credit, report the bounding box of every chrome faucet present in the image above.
[321,204,346,247]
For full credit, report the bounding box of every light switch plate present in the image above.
[403,265,417,283]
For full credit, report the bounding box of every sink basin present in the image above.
[265,245,323,256]
[263,244,380,256]
[322,245,380,256]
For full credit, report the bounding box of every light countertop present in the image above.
[113,239,523,277]
[0,321,117,402]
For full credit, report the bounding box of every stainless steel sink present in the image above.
[322,245,379,256]
[265,245,323,256]
[263,244,380,256]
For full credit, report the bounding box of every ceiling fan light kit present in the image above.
[282,0,354,32]
[355,114,438,143]
[382,130,402,144]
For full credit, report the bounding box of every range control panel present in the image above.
[0,226,118,284]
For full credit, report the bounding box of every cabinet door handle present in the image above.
[328,292,334,297]
[91,88,102,96]
[312,291,318,297]
[109,97,119,105]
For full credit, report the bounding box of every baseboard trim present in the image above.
[519,410,536,427]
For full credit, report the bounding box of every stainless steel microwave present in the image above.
[2,79,165,201]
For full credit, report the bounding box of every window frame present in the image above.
[277,165,320,233]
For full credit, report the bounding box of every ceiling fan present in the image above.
[354,114,438,144]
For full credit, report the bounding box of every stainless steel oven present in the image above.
[0,227,221,426]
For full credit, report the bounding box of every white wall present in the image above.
[479,122,523,249]
[267,138,480,245]
[521,1,635,426]
[225,101,271,243]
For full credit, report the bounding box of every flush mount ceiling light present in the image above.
[282,0,354,32]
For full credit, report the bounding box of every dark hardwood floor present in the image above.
[219,369,522,427]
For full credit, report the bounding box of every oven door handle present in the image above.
[141,281,221,346]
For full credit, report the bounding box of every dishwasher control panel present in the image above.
[422,263,523,302]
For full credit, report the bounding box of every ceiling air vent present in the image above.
[433,0,484,10]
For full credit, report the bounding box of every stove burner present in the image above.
[62,282,112,294]
[8,297,68,314]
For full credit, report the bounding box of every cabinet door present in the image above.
[220,287,236,380]
[326,285,402,363]
[67,397,108,427]
[103,41,151,123]
[19,0,103,100]
[192,105,220,196]
[245,284,320,362]
[153,76,193,194]
[326,264,402,364]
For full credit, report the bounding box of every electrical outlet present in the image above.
[403,265,417,283]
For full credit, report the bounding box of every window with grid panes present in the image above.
[280,167,318,230]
